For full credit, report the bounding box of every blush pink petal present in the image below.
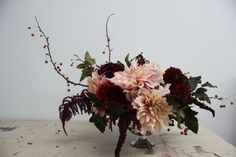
[111,63,163,92]
[132,85,172,135]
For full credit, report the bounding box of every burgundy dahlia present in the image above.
[172,84,192,106]
[173,84,191,96]
[163,67,184,85]
[98,62,124,78]
[96,80,130,107]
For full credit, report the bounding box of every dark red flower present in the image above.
[173,84,192,96]
[163,67,184,85]
[172,84,192,106]
[96,80,130,107]
[98,62,124,78]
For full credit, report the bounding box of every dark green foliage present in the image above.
[183,107,199,134]
[125,53,131,67]
[188,76,201,91]
[89,114,107,133]
[193,87,211,104]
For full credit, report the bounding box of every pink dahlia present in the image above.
[111,63,163,92]
[132,86,172,134]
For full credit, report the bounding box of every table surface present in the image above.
[0,120,236,157]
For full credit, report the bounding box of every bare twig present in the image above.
[73,54,84,62]
[106,14,115,62]
[34,16,88,87]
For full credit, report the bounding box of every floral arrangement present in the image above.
[29,15,233,157]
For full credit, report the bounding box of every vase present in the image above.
[130,135,155,154]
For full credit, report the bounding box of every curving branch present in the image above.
[106,14,115,62]
[192,98,215,117]
[34,16,88,87]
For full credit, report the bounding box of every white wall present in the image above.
[0,0,236,146]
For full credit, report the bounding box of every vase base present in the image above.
[130,137,155,154]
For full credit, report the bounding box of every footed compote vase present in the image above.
[129,128,155,154]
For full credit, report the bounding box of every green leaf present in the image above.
[193,87,211,104]
[184,107,198,116]
[89,115,107,133]
[106,105,125,116]
[188,76,201,91]
[205,97,211,104]
[201,81,217,88]
[88,58,96,65]
[176,109,185,118]
[85,51,92,61]
[83,51,96,65]
[125,53,131,67]
[165,94,180,110]
[80,72,87,82]
[76,63,86,69]
[183,108,199,134]
[80,67,93,81]
[195,87,207,93]
[175,109,185,129]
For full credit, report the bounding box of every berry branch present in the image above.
[34,16,88,87]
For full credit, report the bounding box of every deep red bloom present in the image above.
[173,84,191,96]
[98,62,124,78]
[163,67,184,85]
[172,84,192,106]
[96,80,130,107]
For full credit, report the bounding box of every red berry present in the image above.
[45,60,48,64]
[59,62,63,66]
[184,128,188,135]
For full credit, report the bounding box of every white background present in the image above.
[0,0,236,146]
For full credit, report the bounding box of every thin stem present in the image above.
[106,14,115,62]
[34,16,88,87]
